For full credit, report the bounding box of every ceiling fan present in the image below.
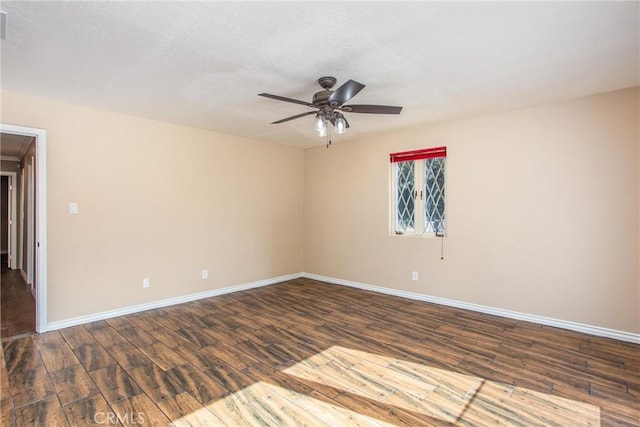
[259,76,402,144]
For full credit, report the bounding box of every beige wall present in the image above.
[304,87,639,334]
[1,90,304,322]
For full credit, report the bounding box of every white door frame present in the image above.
[0,123,47,333]
[19,168,24,271]
[26,158,34,287]
[0,171,18,269]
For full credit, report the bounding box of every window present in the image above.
[390,147,446,236]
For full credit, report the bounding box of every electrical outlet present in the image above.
[201,270,208,279]
[411,272,418,281]
[142,278,150,288]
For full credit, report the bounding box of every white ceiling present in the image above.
[1,2,638,149]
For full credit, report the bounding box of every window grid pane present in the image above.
[396,161,415,232]
[424,158,446,234]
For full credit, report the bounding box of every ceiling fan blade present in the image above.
[342,104,403,114]
[327,80,365,107]
[271,110,317,124]
[259,93,315,108]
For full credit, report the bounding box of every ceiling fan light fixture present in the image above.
[315,113,327,136]
[335,115,347,134]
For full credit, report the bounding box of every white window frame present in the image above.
[390,148,446,237]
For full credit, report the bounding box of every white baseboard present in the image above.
[302,272,640,344]
[47,272,303,331]
[45,271,639,344]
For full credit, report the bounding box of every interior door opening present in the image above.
[0,125,47,335]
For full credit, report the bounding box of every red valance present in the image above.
[389,146,447,163]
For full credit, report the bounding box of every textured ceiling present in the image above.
[1,2,638,149]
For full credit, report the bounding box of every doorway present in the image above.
[0,124,47,335]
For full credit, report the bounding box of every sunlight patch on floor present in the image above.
[283,346,601,426]
[192,380,394,426]
[176,345,600,426]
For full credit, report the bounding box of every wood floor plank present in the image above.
[90,365,144,405]
[331,389,444,426]
[9,364,56,407]
[156,392,225,426]
[14,395,66,426]
[165,364,228,405]
[50,364,99,406]
[72,343,116,372]
[174,327,218,348]
[0,398,14,427]
[36,332,81,373]
[204,363,256,395]
[104,315,136,331]
[118,327,159,348]
[124,313,160,331]
[169,343,224,372]
[84,323,130,348]
[286,391,395,426]
[137,342,185,371]
[0,354,11,401]
[108,343,150,370]
[110,393,172,426]
[145,326,193,350]
[2,336,42,376]
[200,342,262,371]
[240,381,335,427]
[59,326,97,350]
[126,363,182,402]
[64,393,117,427]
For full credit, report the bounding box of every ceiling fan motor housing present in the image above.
[315,76,339,107]
[312,90,333,108]
[317,76,337,90]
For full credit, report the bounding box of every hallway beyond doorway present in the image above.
[1,260,35,339]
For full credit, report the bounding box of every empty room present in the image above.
[0,2,638,426]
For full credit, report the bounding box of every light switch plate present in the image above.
[69,202,78,214]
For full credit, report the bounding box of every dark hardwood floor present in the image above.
[1,267,36,339]
[1,278,638,426]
